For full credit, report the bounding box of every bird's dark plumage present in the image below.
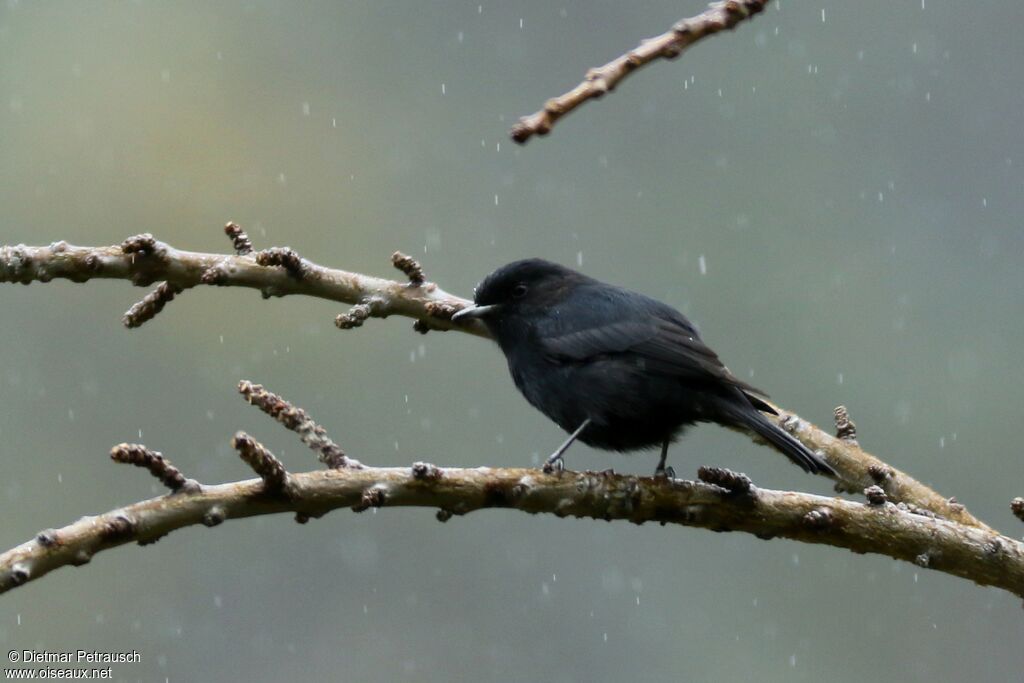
[453,258,834,477]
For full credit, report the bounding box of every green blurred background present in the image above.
[1,1,1022,681]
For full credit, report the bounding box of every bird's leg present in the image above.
[542,419,591,473]
[654,438,675,479]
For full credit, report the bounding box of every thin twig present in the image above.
[238,380,358,469]
[510,0,769,144]
[109,443,197,493]
[122,281,184,328]
[233,432,289,494]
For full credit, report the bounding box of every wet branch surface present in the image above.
[1,234,1022,599]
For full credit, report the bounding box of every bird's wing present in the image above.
[540,315,771,401]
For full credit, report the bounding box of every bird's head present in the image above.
[451,258,583,331]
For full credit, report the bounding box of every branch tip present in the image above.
[110,443,193,492]
[391,251,426,286]
[232,431,288,493]
[336,304,371,329]
[223,221,254,255]
[122,281,184,328]
[237,381,360,469]
[834,405,859,443]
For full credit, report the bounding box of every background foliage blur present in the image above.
[1,1,1022,681]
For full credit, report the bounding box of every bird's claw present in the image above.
[654,465,676,480]
[542,455,565,474]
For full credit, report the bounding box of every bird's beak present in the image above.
[451,303,500,323]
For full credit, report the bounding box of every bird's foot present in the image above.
[654,465,676,480]
[541,453,565,474]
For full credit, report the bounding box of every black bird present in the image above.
[451,259,835,478]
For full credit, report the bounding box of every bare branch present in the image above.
[510,0,769,144]
[0,239,485,337]
[0,461,1020,597]
[2,235,1017,601]
[771,407,994,532]
[238,380,358,469]
[0,238,998,529]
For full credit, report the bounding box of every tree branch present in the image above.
[2,233,1021,599]
[771,406,994,533]
[2,457,1021,598]
[510,0,769,144]
[0,237,486,338]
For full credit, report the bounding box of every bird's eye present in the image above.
[511,284,528,299]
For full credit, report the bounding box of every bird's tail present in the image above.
[722,402,836,476]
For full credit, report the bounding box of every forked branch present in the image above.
[0,382,1020,598]
[1,231,1021,599]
